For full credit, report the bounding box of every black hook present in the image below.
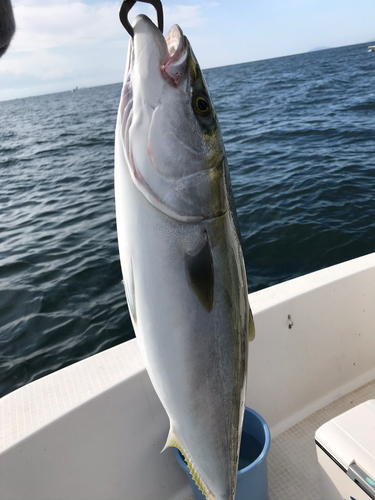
[119,0,164,38]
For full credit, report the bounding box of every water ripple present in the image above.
[1,43,375,396]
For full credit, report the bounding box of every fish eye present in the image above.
[194,96,210,116]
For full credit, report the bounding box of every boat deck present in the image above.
[268,379,375,500]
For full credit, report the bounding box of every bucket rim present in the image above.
[237,406,270,475]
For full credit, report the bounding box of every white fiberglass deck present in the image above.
[1,253,375,499]
[268,379,375,499]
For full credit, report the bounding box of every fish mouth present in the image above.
[163,24,188,84]
[132,14,189,87]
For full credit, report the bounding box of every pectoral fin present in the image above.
[185,231,214,313]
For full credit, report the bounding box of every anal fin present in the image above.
[161,426,180,453]
[161,426,214,500]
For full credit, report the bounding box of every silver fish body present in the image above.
[115,15,254,500]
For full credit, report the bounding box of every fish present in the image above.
[115,14,255,500]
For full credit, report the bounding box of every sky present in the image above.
[1,0,375,101]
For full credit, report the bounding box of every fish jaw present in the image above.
[126,15,189,125]
[131,15,189,96]
[131,15,169,109]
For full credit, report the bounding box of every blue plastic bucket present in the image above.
[174,407,270,500]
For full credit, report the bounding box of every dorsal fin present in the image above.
[248,307,255,341]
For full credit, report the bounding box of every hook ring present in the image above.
[119,0,164,38]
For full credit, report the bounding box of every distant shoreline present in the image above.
[1,40,374,103]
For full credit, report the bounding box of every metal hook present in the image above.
[119,0,164,38]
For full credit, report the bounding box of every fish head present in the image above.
[119,15,228,222]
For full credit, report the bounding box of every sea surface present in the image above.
[1,42,375,397]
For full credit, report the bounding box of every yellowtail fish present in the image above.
[115,14,255,500]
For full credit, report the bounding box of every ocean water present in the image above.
[1,42,375,397]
